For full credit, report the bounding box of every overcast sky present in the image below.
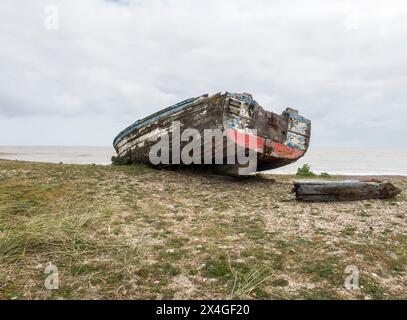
[0,0,406,147]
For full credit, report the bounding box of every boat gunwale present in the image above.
[113,95,206,148]
[112,91,257,149]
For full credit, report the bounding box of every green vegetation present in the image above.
[0,159,406,299]
[296,164,316,177]
[230,265,271,299]
[296,165,333,178]
[320,172,332,178]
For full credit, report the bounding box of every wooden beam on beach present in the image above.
[293,180,401,202]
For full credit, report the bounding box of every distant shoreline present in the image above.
[1,158,407,179]
[1,145,407,176]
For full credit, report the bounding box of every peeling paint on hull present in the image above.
[112,92,311,174]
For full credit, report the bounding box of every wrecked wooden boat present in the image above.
[293,180,401,201]
[112,92,311,175]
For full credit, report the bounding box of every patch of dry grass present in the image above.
[0,159,406,299]
[230,264,272,299]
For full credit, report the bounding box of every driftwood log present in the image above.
[293,180,401,202]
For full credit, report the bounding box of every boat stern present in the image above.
[223,93,311,171]
[266,108,311,161]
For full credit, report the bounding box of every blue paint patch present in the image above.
[287,142,305,150]
[286,132,307,150]
[286,112,308,123]
[228,93,257,106]
[229,116,240,129]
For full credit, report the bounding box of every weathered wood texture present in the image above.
[112,92,311,174]
[293,180,401,202]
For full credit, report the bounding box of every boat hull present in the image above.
[113,92,311,175]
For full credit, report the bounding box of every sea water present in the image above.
[0,146,406,176]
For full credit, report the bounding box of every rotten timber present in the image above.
[293,180,401,202]
[112,92,311,175]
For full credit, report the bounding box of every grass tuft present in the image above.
[0,212,95,264]
[230,264,271,300]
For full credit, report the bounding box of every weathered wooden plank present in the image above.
[113,92,311,174]
[293,180,401,201]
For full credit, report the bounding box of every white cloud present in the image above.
[0,0,406,146]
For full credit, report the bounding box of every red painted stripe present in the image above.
[270,141,304,159]
[225,129,304,160]
[225,129,265,153]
